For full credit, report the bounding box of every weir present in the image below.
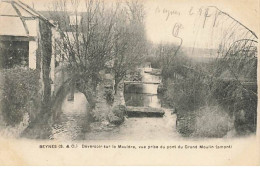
[126,106,165,117]
[124,81,161,85]
[124,68,165,118]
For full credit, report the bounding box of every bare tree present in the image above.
[50,0,119,110]
[176,6,258,134]
[112,0,147,94]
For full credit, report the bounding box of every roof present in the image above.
[0,0,54,37]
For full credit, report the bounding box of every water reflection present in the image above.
[51,68,180,140]
[84,109,179,140]
[51,92,88,140]
[124,93,161,108]
[124,69,161,108]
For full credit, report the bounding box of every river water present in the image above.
[51,68,180,140]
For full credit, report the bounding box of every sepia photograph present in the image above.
[0,0,259,165]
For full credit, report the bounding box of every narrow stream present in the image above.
[51,67,180,140]
[51,93,88,140]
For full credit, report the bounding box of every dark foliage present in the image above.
[104,89,114,105]
[0,67,41,126]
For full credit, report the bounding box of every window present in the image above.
[0,40,29,69]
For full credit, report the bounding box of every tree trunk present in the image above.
[114,76,121,94]
[83,89,96,111]
[114,82,118,94]
[79,88,96,133]
[21,20,53,139]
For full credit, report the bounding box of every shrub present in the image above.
[157,84,166,94]
[166,76,209,112]
[176,110,196,137]
[144,56,161,69]
[112,105,126,118]
[211,79,257,135]
[192,106,232,138]
[0,66,41,126]
[125,69,142,81]
[108,105,126,125]
[211,80,240,115]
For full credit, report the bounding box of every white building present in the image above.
[0,0,57,93]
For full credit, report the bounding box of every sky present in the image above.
[144,0,258,48]
[14,0,259,49]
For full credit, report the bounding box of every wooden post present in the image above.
[29,41,37,69]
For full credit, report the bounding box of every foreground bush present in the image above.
[164,76,257,137]
[191,106,232,138]
[211,80,257,134]
[108,105,126,125]
[164,77,211,137]
[164,76,209,113]
[0,66,40,126]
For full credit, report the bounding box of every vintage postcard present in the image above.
[0,0,259,166]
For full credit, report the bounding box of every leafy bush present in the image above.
[0,66,40,126]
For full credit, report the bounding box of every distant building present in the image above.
[40,10,116,88]
[39,11,87,67]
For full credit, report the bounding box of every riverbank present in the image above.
[159,77,239,138]
[88,80,126,132]
[83,66,181,140]
[51,81,127,140]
